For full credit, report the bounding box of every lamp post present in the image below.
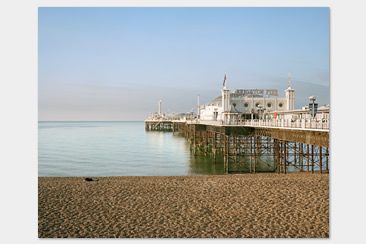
[257,104,265,120]
[309,96,316,119]
[158,99,162,115]
[197,94,200,120]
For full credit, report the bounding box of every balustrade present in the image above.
[196,118,329,130]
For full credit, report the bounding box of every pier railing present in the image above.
[191,119,329,131]
[239,119,329,130]
[146,118,329,131]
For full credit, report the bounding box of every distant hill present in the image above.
[291,80,330,108]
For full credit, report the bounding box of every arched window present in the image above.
[278,102,283,108]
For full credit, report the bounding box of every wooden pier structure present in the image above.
[144,120,174,131]
[145,119,329,174]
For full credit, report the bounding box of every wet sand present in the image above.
[38,173,329,238]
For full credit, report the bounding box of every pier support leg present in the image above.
[320,146,323,174]
[274,139,279,174]
[206,130,209,156]
[250,136,253,173]
[293,142,296,169]
[193,126,196,155]
[279,141,283,174]
[307,144,310,172]
[213,132,216,160]
[311,144,314,174]
[284,141,287,174]
[299,143,303,172]
[234,136,237,164]
[326,147,329,173]
[224,134,228,174]
[254,136,258,174]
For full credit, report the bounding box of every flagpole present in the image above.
[223,74,227,88]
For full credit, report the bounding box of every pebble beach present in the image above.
[38,173,329,238]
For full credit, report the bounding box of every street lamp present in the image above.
[257,104,265,120]
[308,96,317,119]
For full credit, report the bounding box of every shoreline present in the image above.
[39,173,329,238]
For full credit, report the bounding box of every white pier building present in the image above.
[199,76,328,125]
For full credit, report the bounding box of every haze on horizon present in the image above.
[39,7,330,121]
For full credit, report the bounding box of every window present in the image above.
[244,102,249,108]
[255,102,260,107]
[279,102,283,108]
[267,102,272,108]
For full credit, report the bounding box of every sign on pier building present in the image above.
[233,89,279,97]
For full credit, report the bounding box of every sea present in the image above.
[38,121,225,176]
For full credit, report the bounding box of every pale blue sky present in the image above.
[39,7,329,121]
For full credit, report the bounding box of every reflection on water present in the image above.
[39,121,317,177]
[39,121,229,176]
[189,155,226,175]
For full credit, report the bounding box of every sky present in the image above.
[38,7,330,121]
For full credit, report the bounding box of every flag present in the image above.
[223,74,227,87]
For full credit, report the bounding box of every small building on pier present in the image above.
[272,105,330,122]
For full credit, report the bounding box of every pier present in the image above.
[144,119,174,131]
[145,79,329,174]
[145,118,329,174]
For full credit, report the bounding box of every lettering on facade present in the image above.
[234,89,278,97]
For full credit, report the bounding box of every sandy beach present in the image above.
[38,173,329,238]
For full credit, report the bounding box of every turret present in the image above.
[222,74,231,112]
[285,75,295,110]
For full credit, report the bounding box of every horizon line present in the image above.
[38,120,145,122]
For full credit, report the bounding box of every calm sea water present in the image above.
[38,121,225,176]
